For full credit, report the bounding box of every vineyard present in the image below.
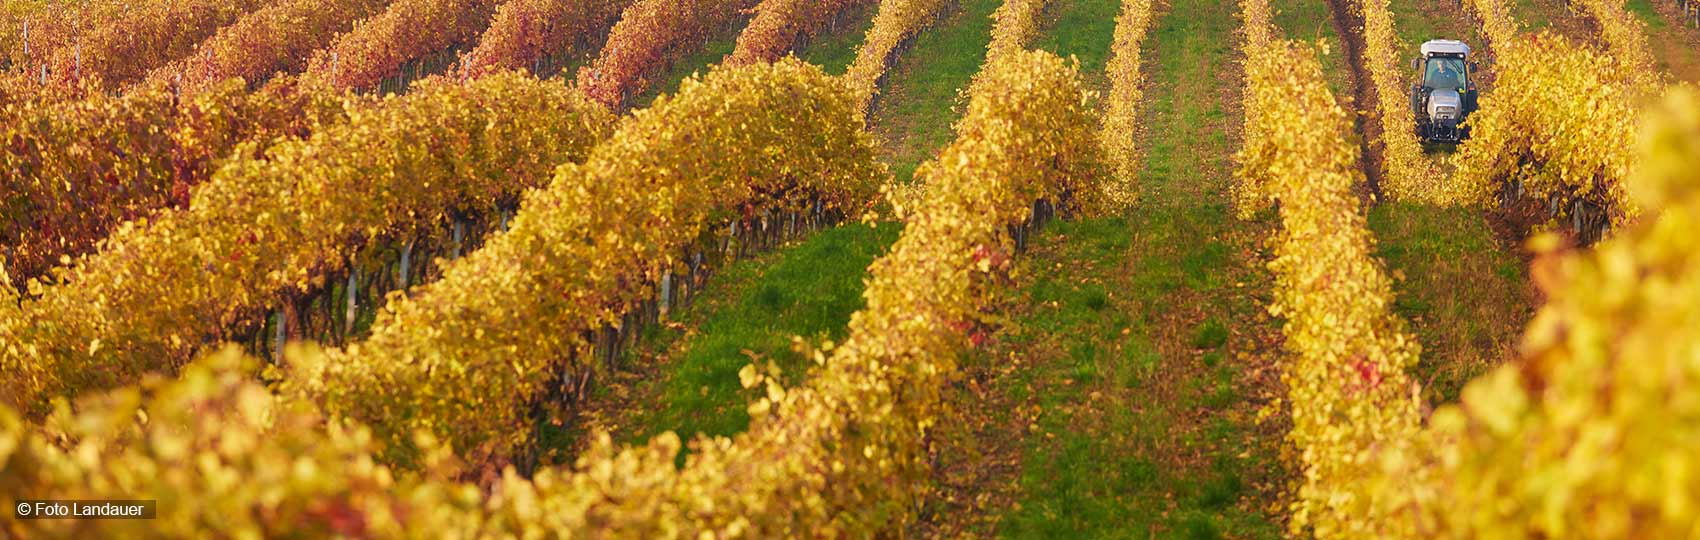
[3,0,1700,537]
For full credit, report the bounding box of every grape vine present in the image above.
[1,0,124,78]
[0,0,60,69]
[491,48,1099,537]
[1100,0,1154,209]
[0,350,474,540]
[1463,0,1519,46]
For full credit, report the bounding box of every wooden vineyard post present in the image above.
[343,259,360,339]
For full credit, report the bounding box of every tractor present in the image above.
[1410,39,1479,144]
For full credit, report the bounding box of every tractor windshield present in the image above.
[1424,57,1467,91]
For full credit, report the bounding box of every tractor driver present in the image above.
[1426,58,1464,90]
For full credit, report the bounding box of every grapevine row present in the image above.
[1352,0,1441,201]
[1231,0,1275,217]
[987,0,1052,63]
[1234,27,1425,538]
[1,77,345,289]
[1371,88,1700,540]
[1100,0,1154,209]
[143,0,395,96]
[1445,34,1639,243]
[27,0,272,91]
[302,0,502,91]
[841,0,953,114]
[456,0,631,79]
[574,0,761,109]
[0,72,614,418]
[724,0,876,67]
[1463,0,1519,46]
[284,59,884,468]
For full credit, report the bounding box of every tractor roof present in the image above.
[1421,39,1471,57]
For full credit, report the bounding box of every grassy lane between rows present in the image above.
[571,224,900,456]
[1272,0,1355,95]
[633,4,882,108]
[1366,204,1532,404]
[976,209,1288,540]
[632,30,743,109]
[1393,0,1487,44]
[1627,0,1700,81]
[871,0,1001,183]
[1031,0,1119,94]
[1511,0,1598,38]
[800,4,881,75]
[914,0,1292,537]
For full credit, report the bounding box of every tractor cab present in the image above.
[1410,39,1479,144]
